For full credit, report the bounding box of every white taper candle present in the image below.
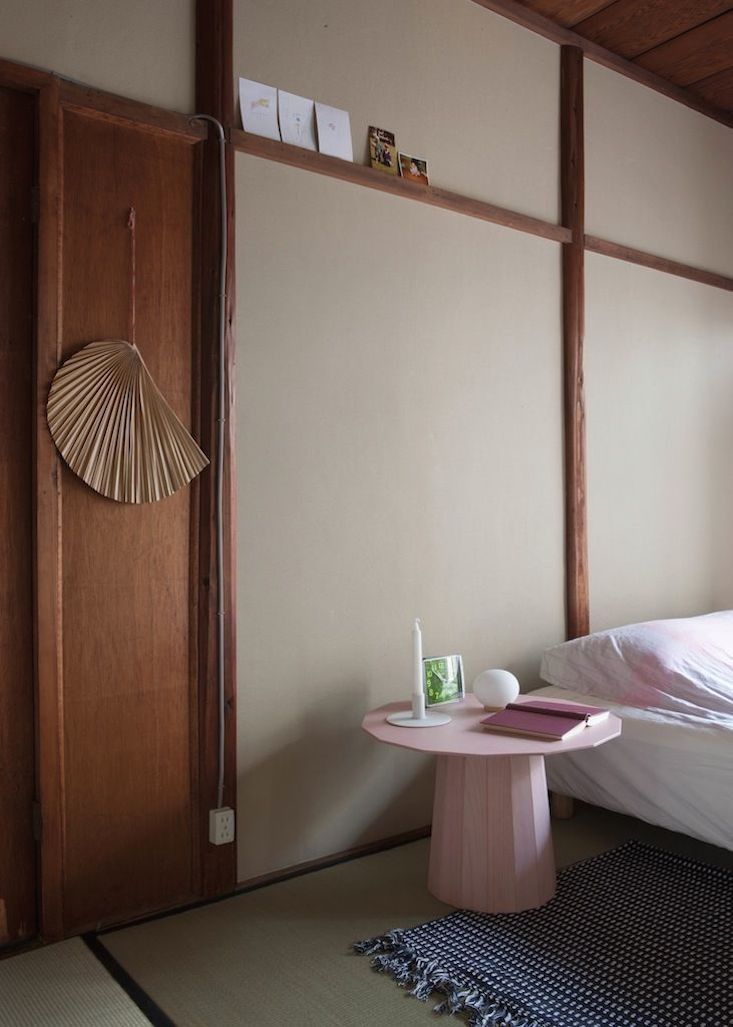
[412,618,425,719]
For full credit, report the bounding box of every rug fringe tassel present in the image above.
[353,931,544,1027]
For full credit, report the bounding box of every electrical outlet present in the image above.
[209,806,235,846]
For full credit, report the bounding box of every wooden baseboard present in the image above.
[236,825,432,893]
[550,792,576,820]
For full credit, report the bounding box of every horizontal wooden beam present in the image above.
[231,130,571,243]
[59,81,207,142]
[470,0,733,129]
[585,235,733,292]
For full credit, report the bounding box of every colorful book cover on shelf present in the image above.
[369,126,398,175]
[480,709,587,741]
[398,152,429,185]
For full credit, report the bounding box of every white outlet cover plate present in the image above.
[209,807,235,845]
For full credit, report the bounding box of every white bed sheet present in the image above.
[531,685,733,851]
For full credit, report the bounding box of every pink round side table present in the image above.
[362,694,621,914]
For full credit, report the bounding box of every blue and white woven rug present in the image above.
[354,841,732,1027]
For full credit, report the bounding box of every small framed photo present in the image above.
[398,152,429,185]
[423,655,464,707]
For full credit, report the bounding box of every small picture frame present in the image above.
[423,655,465,707]
[398,152,429,185]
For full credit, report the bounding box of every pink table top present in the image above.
[362,693,622,757]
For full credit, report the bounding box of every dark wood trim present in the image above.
[550,792,575,819]
[34,76,65,943]
[83,935,178,1027]
[561,47,590,641]
[470,0,733,129]
[0,57,52,93]
[80,825,432,941]
[585,235,733,292]
[232,130,572,243]
[59,80,206,141]
[195,0,238,899]
[236,826,432,893]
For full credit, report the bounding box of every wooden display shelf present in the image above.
[230,129,571,245]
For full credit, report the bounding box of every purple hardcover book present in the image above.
[506,700,609,725]
[480,708,587,741]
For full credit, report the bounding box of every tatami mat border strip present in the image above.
[82,934,177,1027]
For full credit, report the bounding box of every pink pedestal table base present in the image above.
[428,753,555,914]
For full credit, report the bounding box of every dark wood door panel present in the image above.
[59,109,200,933]
[0,85,37,946]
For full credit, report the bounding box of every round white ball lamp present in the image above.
[472,668,520,710]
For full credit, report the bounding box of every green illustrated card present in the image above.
[423,655,465,706]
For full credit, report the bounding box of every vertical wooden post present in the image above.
[35,75,65,941]
[195,0,238,895]
[560,46,589,640]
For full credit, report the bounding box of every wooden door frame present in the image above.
[194,0,238,899]
[0,54,234,940]
[0,64,44,946]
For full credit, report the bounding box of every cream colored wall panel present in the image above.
[235,154,564,881]
[586,254,733,633]
[586,63,733,278]
[0,0,194,111]
[235,0,559,222]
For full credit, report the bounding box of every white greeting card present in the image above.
[278,91,317,150]
[239,78,280,141]
[315,102,353,162]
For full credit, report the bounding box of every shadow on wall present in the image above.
[237,682,434,882]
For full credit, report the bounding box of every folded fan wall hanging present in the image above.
[47,208,209,503]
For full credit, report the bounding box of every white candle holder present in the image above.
[386,708,452,728]
[386,617,452,727]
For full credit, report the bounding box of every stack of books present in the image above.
[480,699,609,741]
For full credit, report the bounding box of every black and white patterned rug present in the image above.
[354,841,732,1027]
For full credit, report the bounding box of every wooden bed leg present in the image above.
[550,792,575,819]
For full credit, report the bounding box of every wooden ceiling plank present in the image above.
[635,11,733,86]
[471,0,733,127]
[515,0,615,28]
[689,65,733,110]
[575,0,732,61]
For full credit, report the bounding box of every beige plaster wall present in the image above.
[234,0,560,221]
[586,63,733,278]
[0,0,194,111]
[233,2,733,882]
[235,155,565,881]
[586,253,733,632]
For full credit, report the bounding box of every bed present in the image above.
[530,611,733,852]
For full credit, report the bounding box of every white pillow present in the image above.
[540,611,733,720]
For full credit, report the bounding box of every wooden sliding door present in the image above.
[0,85,37,946]
[43,105,202,934]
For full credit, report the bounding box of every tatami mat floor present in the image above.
[3,804,731,1027]
[101,804,730,1027]
[0,937,152,1027]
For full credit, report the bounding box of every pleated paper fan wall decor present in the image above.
[47,338,209,503]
